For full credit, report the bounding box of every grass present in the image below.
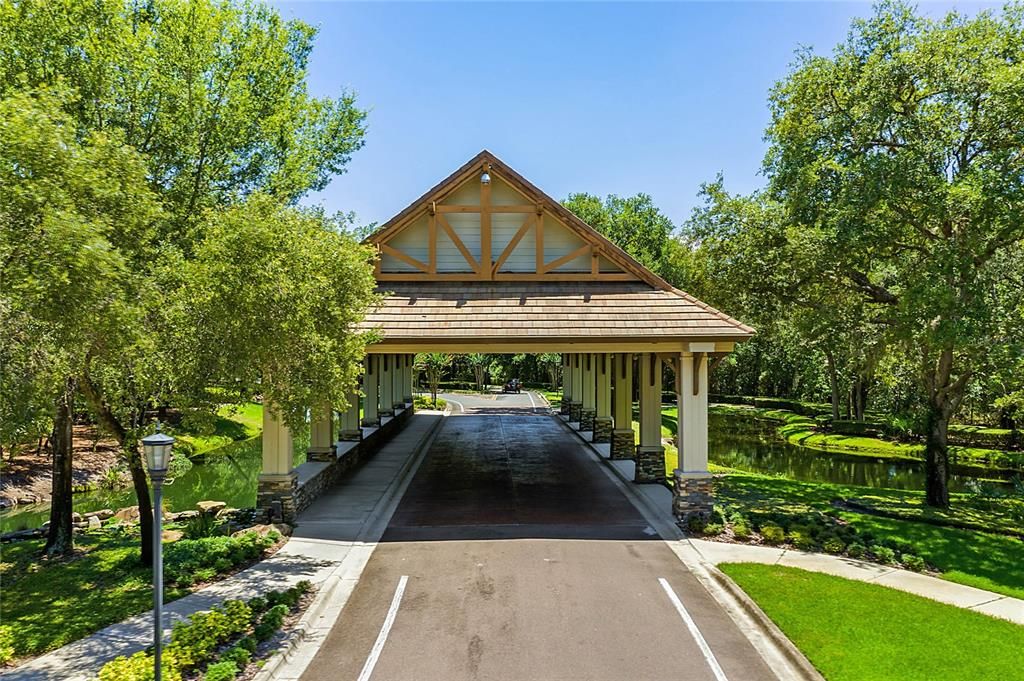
[173,403,263,457]
[719,564,1024,681]
[0,532,190,664]
[716,472,1024,600]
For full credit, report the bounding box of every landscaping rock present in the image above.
[87,516,102,530]
[17,496,38,505]
[72,512,83,523]
[216,506,238,519]
[87,509,114,521]
[162,529,183,542]
[114,506,140,522]
[1,529,42,542]
[196,500,227,515]
[173,510,200,522]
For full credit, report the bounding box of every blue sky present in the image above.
[272,1,996,230]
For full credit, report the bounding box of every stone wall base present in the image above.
[560,399,571,416]
[340,429,363,442]
[257,472,298,523]
[361,417,379,428]
[569,401,582,423]
[634,446,665,483]
[610,429,635,459]
[593,416,613,443]
[580,408,596,432]
[673,472,714,524]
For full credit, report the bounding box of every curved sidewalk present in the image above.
[688,538,1024,625]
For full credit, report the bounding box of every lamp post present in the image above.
[142,424,174,681]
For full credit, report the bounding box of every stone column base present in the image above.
[569,401,582,423]
[306,446,335,462]
[560,399,571,416]
[610,429,635,459]
[580,408,596,432]
[634,446,665,483]
[392,402,406,413]
[257,472,298,523]
[673,472,714,524]
[340,429,363,442]
[360,417,379,428]
[592,416,612,442]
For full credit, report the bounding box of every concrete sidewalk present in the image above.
[689,538,1024,625]
[2,411,444,681]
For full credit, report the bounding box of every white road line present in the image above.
[659,577,730,681]
[526,390,537,410]
[445,397,466,413]
[357,575,409,681]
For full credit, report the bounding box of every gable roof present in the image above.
[362,150,754,342]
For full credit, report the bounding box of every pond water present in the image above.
[0,414,992,533]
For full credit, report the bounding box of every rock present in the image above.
[114,506,140,523]
[233,522,291,539]
[196,500,227,515]
[72,512,83,523]
[87,516,102,530]
[162,529,183,542]
[172,510,200,522]
[1,529,41,542]
[216,507,238,519]
[17,496,38,505]
[87,509,114,521]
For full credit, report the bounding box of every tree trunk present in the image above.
[79,371,154,566]
[923,407,951,508]
[824,348,840,421]
[45,377,76,557]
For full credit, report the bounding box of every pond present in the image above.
[0,437,307,534]
[0,415,996,533]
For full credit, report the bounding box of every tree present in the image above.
[563,193,676,279]
[415,354,454,408]
[764,2,1024,507]
[0,0,369,562]
[466,354,489,393]
[538,353,562,391]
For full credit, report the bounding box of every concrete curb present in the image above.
[706,565,825,681]
[259,409,448,681]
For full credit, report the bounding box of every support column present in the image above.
[560,354,572,416]
[593,353,613,443]
[257,404,297,521]
[674,351,713,522]
[340,385,362,441]
[361,355,380,427]
[569,354,583,423]
[391,353,405,413]
[580,353,596,432]
[307,404,335,461]
[379,354,395,418]
[635,352,665,483]
[611,353,635,459]
[403,354,414,405]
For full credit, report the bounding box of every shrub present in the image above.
[873,546,897,564]
[789,531,818,552]
[732,522,752,540]
[0,627,13,666]
[761,523,785,545]
[847,543,867,559]
[902,554,926,572]
[203,660,238,681]
[702,523,724,537]
[237,636,257,654]
[99,650,183,681]
[224,645,251,668]
[823,537,846,555]
[247,596,267,615]
[685,514,707,534]
[164,531,275,587]
[183,513,222,540]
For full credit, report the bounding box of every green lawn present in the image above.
[720,564,1024,681]
[172,402,263,457]
[0,533,190,664]
[716,472,1024,600]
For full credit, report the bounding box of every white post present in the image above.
[380,354,395,417]
[611,353,634,459]
[561,354,573,416]
[403,354,414,404]
[257,403,297,521]
[580,353,597,432]
[340,384,362,441]
[570,354,583,423]
[593,353,613,443]
[362,356,380,427]
[392,354,405,412]
[308,404,335,461]
[636,352,665,483]
[674,351,713,521]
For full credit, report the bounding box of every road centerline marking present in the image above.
[659,577,730,681]
[357,575,409,681]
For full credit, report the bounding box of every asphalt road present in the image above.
[301,393,776,681]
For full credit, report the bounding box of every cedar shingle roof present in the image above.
[361,282,754,343]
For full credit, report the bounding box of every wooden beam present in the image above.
[379,244,429,273]
[542,244,591,274]
[535,211,544,274]
[428,213,437,274]
[376,272,641,282]
[435,204,539,213]
[480,163,491,280]
[591,251,599,275]
[491,216,533,275]
[436,213,479,273]
[692,351,705,396]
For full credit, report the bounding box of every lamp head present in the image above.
[142,422,175,478]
